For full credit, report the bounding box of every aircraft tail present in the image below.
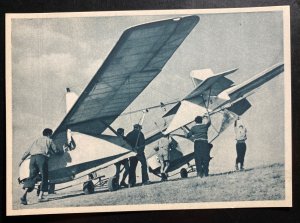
[226,63,284,102]
[190,69,214,86]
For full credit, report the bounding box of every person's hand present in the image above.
[63,143,70,152]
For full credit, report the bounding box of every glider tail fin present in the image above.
[190,69,214,87]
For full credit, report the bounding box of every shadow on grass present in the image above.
[31,181,168,204]
[209,168,255,177]
[24,164,283,205]
[26,187,110,205]
[163,167,255,183]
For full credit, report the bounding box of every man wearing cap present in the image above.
[126,124,150,186]
[234,117,247,171]
[19,128,60,204]
[185,114,212,177]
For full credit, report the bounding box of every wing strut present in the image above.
[206,87,212,108]
[200,88,221,136]
[100,120,120,137]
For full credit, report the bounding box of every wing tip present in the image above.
[124,15,200,34]
[173,15,200,22]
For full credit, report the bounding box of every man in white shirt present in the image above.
[19,128,60,204]
[234,117,247,171]
[155,135,171,181]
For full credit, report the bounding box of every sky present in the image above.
[10,11,286,192]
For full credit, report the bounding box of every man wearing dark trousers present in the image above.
[19,128,60,204]
[126,124,150,187]
[186,114,211,177]
[234,117,247,171]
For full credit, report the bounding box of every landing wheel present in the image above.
[180,168,188,178]
[83,181,95,194]
[108,176,119,192]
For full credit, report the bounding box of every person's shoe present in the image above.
[38,197,49,202]
[235,164,239,171]
[47,193,56,198]
[120,181,128,188]
[20,197,27,205]
[197,172,203,178]
[128,183,135,188]
[142,180,151,185]
[240,166,244,171]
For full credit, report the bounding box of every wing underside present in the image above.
[52,16,200,148]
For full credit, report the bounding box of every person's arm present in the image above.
[234,118,238,134]
[19,147,31,166]
[186,130,193,138]
[21,150,30,161]
[138,133,146,151]
[183,127,193,138]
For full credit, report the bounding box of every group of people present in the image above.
[186,114,247,178]
[116,124,176,186]
[114,124,150,188]
[18,124,151,205]
[19,115,247,205]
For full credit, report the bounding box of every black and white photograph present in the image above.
[6,7,292,216]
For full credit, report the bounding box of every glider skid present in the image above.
[82,172,119,194]
[148,167,169,181]
[149,162,196,180]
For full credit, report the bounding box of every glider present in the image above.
[147,63,284,179]
[18,15,200,193]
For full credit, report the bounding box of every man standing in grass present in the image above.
[185,114,211,177]
[155,134,171,181]
[234,117,247,171]
[19,128,60,205]
[126,124,150,187]
[114,128,130,188]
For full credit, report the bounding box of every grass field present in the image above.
[13,163,285,210]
